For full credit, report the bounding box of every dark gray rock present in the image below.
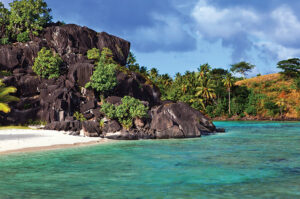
[150,102,216,138]
[82,121,100,137]
[102,120,121,134]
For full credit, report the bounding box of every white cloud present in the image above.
[270,6,300,47]
[191,0,259,39]
[191,0,300,61]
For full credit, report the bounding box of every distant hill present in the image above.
[236,73,300,119]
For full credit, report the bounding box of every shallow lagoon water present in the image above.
[0,121,300,198]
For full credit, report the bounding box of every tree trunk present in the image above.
[228,89,231,115]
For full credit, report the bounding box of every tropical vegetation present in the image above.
[0,81,19,113]
[85,47,118,95]
[0,0,52,43]
[32,47,63,79]
[101,96,148,129]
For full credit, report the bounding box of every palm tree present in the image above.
[0,80,19,113]
[195,78,216,106]
[222,73,233,114]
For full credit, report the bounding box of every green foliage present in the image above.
[32,47,62,79]
[245,90,258,116]
[0,70,12,76]
[0,37,10,45]
[293,78,300,90]
[230,61,255,78]
[0,2,10,39]
[16,31,30,42]
[73,112,86,122]
[277,58,300,78]
[87,48,100,62]
[0,80,19,113]
[100,102,116,119]
[85,48,117,94]
[99,119,105,128]
[101,96,148,129]
[26,119,47,126]
[264,100,280,117]
[8,0,52,39]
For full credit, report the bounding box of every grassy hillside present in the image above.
[236,73,300,119]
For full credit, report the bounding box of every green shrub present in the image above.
[0,70,12,76]
[85,48,117,94]
[99,119,105,128]
[245,90,258,116]
[101,96,148,129]
[87,48,100,62]
[293,78,300,91]
[26,119,47,126]
[32,47,62,79]
[205,105,215,118]
[17,32,30,42]
[73,112,86,122]
[100,102,116,119]
[0,37,10,45]
[264,100,280,117]
[245,105,257,116]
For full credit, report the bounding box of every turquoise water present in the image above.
[0,122,300,199]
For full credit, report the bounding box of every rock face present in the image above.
[0,23,221,139]
[150,102,216,138]
[0,24,130,125]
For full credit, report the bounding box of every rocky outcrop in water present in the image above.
[0,23,221,139]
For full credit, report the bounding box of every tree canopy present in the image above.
[277,58,300,78]
[0,0,52,43]
[230,61,255,78]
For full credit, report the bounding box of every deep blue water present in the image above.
[0,121,300,199]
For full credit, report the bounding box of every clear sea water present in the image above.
[0,121,300,199]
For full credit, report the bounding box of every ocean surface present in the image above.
[0,121,300,199]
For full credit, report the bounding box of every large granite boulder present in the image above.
[150,102,216,138]
[81,121,101,137]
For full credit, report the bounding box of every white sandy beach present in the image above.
[0,129,112,154]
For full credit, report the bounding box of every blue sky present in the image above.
[3,0,300,77]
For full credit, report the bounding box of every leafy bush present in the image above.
[245,105,257,116]
[101,96,148,129]
[0,70,12,76]
[85,48,117,94]
[293,78,300,90]
[0,37,9,45]
[245,89,258,116]
[73,112,86,122]
[26,119,47,126]
[17,31,30,42]
[32,47,63,79]
[264,100,280,117]
[87,48,100,62]
[205,105,215,118]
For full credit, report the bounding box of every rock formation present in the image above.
[0,23,221,139]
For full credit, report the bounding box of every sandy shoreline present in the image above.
[0,129,115,155]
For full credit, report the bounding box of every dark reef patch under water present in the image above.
[0,121,300,198]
